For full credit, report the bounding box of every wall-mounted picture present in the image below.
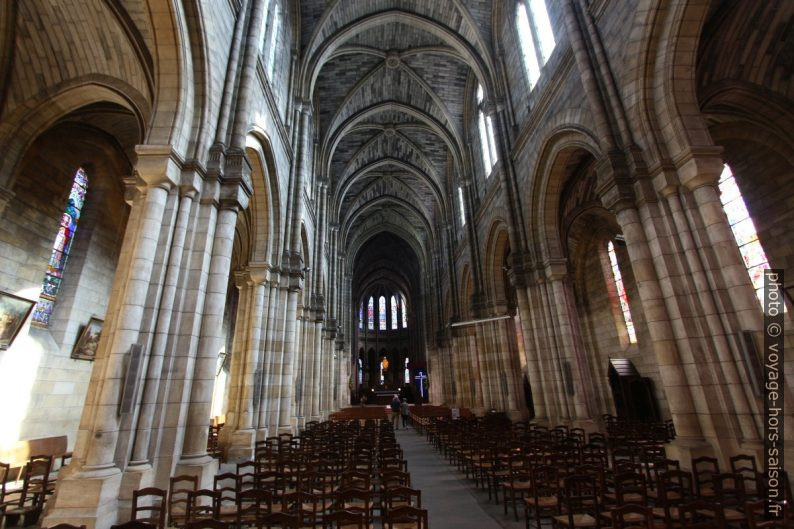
[0,291,35,350]
[71,316,103,360]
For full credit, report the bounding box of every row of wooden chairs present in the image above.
[1,454,56,526]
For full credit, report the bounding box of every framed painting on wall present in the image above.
[0,291,35,350]
[71,316,103,360]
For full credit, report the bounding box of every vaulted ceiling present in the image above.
[300,1,496,280]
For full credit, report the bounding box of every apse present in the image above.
[351,231,426,403]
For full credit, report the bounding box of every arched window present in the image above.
[476,84,498,177]
[516,0,556,89]
[357,358,363,385]
[379,296,387,330]
[606,240,637,344]
[404,358,410,384]
[458,186,466,226]
[401,295,408,328]
[359,303,363,330]
[718,164,781,310]
[391,295,398,330]
[259,0,280,78]
[31,168,88,326]
[367,296,374,330]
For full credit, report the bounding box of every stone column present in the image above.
[612,202,705,452]
[43,145,179,529]
[124,182,197,492]
[257,278,280,438]
[176,170,249,484]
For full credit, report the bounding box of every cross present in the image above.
[415,371,428,398]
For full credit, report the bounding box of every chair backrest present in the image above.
[1,461,9,503]
[691,456,720,495]
[236,488,273,525]
[381,469,411,489]
[613,471,648,505]
[169,475,198,526]
[657,469,694,506]
[45,524,87,529]
[132,487,167,529]
[383,486,422,509]
[383,505,428,529]
[323,510,364,529]
[610,504,653,529]
[187,489,221,522]
[560,474,600,528]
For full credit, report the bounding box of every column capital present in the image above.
[219,148,252,211]
[595,150,636,213]
[673,145,725,191]
[134,144,182,190]
[542,258,569,281]
[248,262,274,285]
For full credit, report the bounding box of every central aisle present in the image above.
[394,426,522,529]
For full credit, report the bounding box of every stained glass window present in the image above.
[516,0,556,89]
[358,358,363,385]
[607,241,637,344]
[718,164,782,310]
[379,296,387,330]
[391,295,398,330]
[476,84,498,176]
[31,168,88,326]
[367,296,374,330]
[359,303,363,330]
[404,358,410,384]
[401,295,408,328]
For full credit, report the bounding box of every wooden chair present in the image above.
[169,475,198,528]
[502,453,532,520]
[323,510,364,529]
[552,474,602,529]
[608,504,654,529]
[677,500,724,529]
[524,465,560,529]
[383,505,428,529]
[236,488,273,527]
[380,470,411,490]
[711,473,746,525]
[186,489,221,523]
[3,457,52,526]
[280,491,319,528]
[606,472,648,507]
[333,488,372,529]
[131,487,167,529]
[382,486,421,510]
[730,454,761,499]
[213,473,239,522]
[44,525,87,529]
[691,457,719,499]
[653,470,694,529]
[236,461,257,492]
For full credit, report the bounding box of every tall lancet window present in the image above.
[516,0,556,89]
[606,240,637,344]
[458,186,466,226]
[476,84,498,177]
[367,296,374,330]
[31,168,88,326]
[391,295,398,330]
[401,294,408,328]
[266,2,280,79]
[379,296,387,330]
[717,164,782,310]
[359,303,363,330]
